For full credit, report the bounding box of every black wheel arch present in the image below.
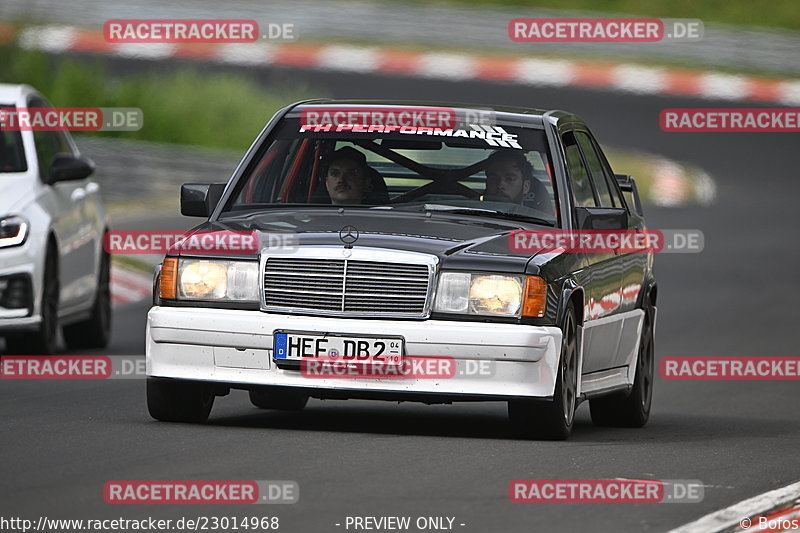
[152,263,162,306]
[639,275,658,313]
[556,278,584,328]
[44,231,60,296]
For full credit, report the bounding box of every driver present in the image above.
[323,146,373,205]
[483,150,533,204]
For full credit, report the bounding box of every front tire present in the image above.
[63,250,111,350]
[589,309,654,428]
[147,378,215,423]
[508,304,579,440]
[4,246,59,355]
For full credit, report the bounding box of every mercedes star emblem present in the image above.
[339,225,359,245]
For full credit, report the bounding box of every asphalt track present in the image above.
[1,65,799,532]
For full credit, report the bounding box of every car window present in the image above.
[604,170,625,209]
[575,131,614,207]
[0,123,27,173]
[28,99,73,181]
[32,130,61,180]
[593,139,627,210]
[562,132,595,207]
[225,110,559,225]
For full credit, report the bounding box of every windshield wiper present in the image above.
[401,204,555,226]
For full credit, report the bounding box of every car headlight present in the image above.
[159,258,260,302]
[434,272,547,317]
[0,216,29,248]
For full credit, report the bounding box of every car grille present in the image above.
[263,257,431,317]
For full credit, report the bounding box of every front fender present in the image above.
[556,278,584,327]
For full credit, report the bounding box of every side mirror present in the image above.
[47,153,94,184]
[615,174,644,216]
[575,207,628,231]
[180,183,226,217]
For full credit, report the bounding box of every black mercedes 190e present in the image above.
[146,101,657,440]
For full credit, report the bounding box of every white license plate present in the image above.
[273,331,404,365]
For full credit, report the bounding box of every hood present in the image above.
[189,208,553,272]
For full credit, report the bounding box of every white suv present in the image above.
[0,84,110,354]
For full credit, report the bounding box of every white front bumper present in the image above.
[0,236,40,330]
[146,307,563,399]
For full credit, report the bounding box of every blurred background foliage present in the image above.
[0,45,317,150]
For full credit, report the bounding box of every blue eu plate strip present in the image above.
[274,333,288,359]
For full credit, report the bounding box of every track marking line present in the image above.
[666,480,800,533]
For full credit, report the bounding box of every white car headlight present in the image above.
[434,272,525,317]
[0,216,29,248]
[176,259,260,302]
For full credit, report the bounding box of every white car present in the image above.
[0,84,110,354]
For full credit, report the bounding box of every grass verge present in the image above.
[111,255,156,275]
[408,0,800,31]
[0,46,320,150]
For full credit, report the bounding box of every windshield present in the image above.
[223,110,559,225]
[0,106,27,173]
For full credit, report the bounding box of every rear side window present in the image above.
[594,140,627,209]
[575,131,614,207]
[562,132,595,207]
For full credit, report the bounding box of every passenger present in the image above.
[323,147,373,205]
[483,151,533,204]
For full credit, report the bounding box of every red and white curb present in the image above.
[650,158,715,207]
[3,23,800,105]
[110,264,152,307]
[666,480,800,533]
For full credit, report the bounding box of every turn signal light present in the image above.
[159,257,178,300]
[522,276,547,317]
